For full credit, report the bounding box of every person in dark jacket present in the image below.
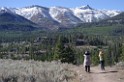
[83,51,91,72]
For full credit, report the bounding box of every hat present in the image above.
[85,51,90,55]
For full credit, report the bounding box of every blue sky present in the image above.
[0,0,123,10]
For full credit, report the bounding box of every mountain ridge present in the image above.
[0,5,122,30]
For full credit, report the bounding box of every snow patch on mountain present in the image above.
[49,6,81,24]
[101,10,121,17]
[0,7,14,14]
[14,6,51,20]
[72,5,110,22]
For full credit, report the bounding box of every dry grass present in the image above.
[0,59,77,82]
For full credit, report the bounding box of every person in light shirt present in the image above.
[99,49,105,70]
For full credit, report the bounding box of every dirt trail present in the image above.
[73,65,124,82]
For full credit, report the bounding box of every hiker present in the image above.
[83,51,91,72]
[99,49,105,70]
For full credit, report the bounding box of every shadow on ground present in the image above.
[90,70,118,74]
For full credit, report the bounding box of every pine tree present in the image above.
[53,36,76,64]
[120,44,124,61]
[53,36,64,60]
[91,49,99,65]
[61,45,76,64]
[106,46,113,66]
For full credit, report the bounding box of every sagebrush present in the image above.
[0,59,76,82]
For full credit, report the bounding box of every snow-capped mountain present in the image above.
[0,5,122,29]
[13,5,121,27]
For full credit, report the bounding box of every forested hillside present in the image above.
[0,11,39,31]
